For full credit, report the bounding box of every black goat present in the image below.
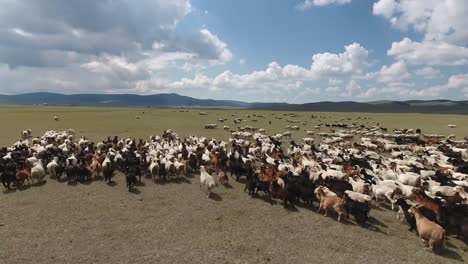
[344,194,370,226]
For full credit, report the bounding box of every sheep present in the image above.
[410,206,445,252]
[200,165,217,197]
[204,124,217,129]
[53,116,59,121]
[306,130,314,135]
[21,129,32,139]
[316,186,345,222]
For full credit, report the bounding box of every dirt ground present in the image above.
[1,172,467,264]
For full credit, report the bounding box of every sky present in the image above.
[1,0,468,103]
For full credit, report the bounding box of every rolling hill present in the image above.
[0,92,467,114]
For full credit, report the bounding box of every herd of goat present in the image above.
[1,122,468,253]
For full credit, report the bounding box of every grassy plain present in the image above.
[0,105,467,146]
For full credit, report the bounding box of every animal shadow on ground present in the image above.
[251,193,276,205]
[3,188,17,194]
[67,181,78,187]
[95,176,104,181]
[16,185,31,191]
[437,246,464,262]
[223,183,233,189]
[365,216,388,234]
[370,204,385,211]
[284,205,299,212]
[129,188,141,194]
[368,216,388,228]
[136,181,146,186]
[185,173,195,178]
[107,181,117,187]
[80,180,92,185]
[208,193,222,201]
[32,180,47,187]
[174,177,191,184]
[235,178,247,184]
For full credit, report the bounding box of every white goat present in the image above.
[200,165,217,197]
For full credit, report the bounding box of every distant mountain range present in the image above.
[0,92,467,114]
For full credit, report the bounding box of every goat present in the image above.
[410,206,446,252]
[200,165,217,197]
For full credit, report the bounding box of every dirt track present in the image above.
[1,173,467,264]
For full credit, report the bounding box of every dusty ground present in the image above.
[1,172,467,264]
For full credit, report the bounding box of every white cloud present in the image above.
[374,61,410,83]
[310,43,369,76]
[373,0,468,45]
[0,0,231,69]
[297,0,352,10]
[344,80,362,96]
[328,78,343,85]
[387,38,468,65]
[198,29,232,63]
[325,86,342,96]
[372,0,397,19]
[415,67,441,79]
[361,73,468,99]
[11,28,34,38]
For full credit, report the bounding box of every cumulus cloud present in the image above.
[297,0,352,10]
[374,1,468,71]
[343,80,362,96]
[373,61,411,83]
[0,0,231,70]
[415,67,441,79]
[310,43,369,76]
[387,38,468,66]
[373,0,468,45]
[134,43,370,101]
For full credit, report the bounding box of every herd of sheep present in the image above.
[1,113,468,253]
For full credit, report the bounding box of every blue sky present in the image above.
[1,0,468,102]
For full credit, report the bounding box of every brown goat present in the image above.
[410,206,445,252]
[410,189,443,224]
[316,186,345,221]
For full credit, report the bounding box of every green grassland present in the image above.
[0,105,467,146]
